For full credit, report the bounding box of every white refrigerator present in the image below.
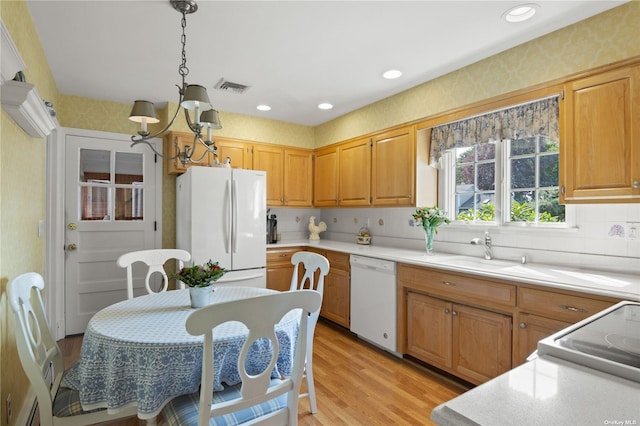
[176,166,267,288]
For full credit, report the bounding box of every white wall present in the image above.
[272,205,640,275]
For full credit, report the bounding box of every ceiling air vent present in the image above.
[213,78,250,94]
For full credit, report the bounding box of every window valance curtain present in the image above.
[429,96,560,165]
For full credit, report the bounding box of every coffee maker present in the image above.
[266,212,277,244]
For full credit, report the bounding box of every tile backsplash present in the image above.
[270,203,640,274]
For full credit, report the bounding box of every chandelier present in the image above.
[128,0,220,165]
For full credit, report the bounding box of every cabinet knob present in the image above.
[444,308,450,314]
[633,181,640,189]
[451,310,457,316]
[520,322,526,329]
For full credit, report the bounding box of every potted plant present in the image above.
[172,260,226,308]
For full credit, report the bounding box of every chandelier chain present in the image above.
[179,10,189,79]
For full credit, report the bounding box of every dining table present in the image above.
[62,286,300,422]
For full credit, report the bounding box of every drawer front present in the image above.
[326,251,350,271]
[266,247,301,265]
[519,287,615,323]
[399,265,516,309]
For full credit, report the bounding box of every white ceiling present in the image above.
[26,0,626,126]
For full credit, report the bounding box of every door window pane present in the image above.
[81,186,110,220]
[80,149,111,183]
[115,152,143,184]
[116,187,144,221]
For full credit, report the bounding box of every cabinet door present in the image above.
[562,65,640,202]
[515,313,570,366]
[165,132,212,175]
[266,247,301,291]
[321,267,350,328]
[314,147,339,207]
[372,126,416,206]
[406,292,452,368]
[339,137,372,206]
[283,148,313,207]
[452,304,512,384]
[215,138,250,169]
[253,144,284,206]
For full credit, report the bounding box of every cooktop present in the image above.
[537,301,640,383]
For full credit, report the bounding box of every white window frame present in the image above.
[440,139,574,229]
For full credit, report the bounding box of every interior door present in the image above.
[64,135,159,335]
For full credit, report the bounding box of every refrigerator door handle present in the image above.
[232,179,238,254]
[225,178,232,254]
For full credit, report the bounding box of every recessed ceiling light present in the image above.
[503,4,538,23]
[382,69,402,79]
[256,104,271,111]
[317,103,333,110]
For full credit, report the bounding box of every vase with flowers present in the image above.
[172,260,226,308]
[412,206,450,255]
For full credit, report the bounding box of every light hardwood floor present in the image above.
[59,319,468,425]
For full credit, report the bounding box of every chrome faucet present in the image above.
[470,231,492,260]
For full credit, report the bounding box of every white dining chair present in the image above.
[162,290,322,426]
[8,272,138,426]
[289,251,330,414]
[117,248,191,299]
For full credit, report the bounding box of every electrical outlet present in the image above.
[628,225,638,240]
[409,219,415,227]
[6,394,11,424]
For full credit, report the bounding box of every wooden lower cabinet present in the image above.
[515,313,570,365]
[514,286,619,365]
[266,247,302,292]
[306,248,350,328]
[322,264,350,327]
[407,291,512,385]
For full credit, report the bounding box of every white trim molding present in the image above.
[1,80,58,138]
[1,19,25,85]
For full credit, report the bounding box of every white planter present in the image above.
[189,285,213,308]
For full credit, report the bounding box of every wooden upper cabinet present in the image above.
[214,137,251,169]
[339,137,372,206]
[314,146,339,207]
[253,144,284,206]
[562,64,640,203]
[372,126,416,206]
[165,131,212,174]
[283,148,313,207]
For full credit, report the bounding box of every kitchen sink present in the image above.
[432,256,517,270]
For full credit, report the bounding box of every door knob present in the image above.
[67,243,77,251]
[67,223,77,230]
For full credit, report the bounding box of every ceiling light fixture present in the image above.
[382,69,402,79]
[317,103,333,110]
[256,104,271,111]
[128,0,221,166]
[503,4,538,23]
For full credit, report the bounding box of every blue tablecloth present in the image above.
[62,287,299,420]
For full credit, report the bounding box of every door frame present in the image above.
[46,127,163,339]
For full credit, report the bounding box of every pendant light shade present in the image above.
[181,84,212,111]
[200,109,222,130]
[128,100,159,124]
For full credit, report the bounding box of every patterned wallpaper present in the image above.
[1,1,639,423]
[0,0,53,421]
[314,1,640,147]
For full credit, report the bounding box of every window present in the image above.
[432,96,565,226]
[507,136,564,223]
[79,149,144,221]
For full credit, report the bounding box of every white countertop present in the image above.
[268,240,640,301]
[430,355,640,426]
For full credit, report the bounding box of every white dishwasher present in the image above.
[350,255,400,357]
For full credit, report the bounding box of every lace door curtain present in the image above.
[429,96,560,167]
